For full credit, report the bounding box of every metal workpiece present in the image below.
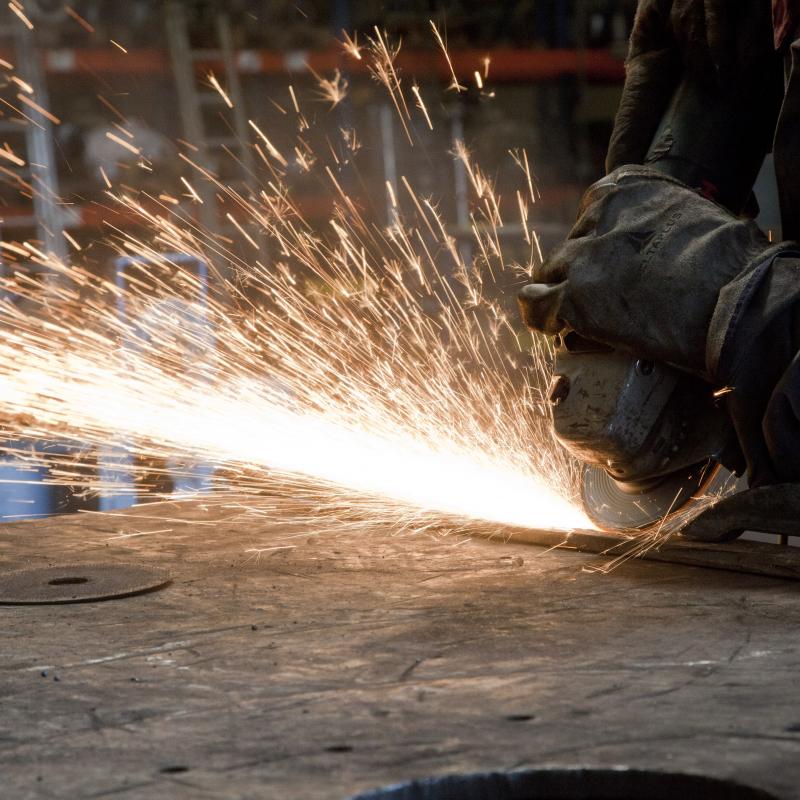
[473,522,800,583]
[680,483,800,543]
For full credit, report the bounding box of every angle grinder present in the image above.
[549,73,774,531]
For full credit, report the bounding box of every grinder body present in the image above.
[551,75,773,530]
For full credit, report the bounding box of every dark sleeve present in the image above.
[708,253,800,485]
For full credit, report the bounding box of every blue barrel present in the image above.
[0,440,73,520]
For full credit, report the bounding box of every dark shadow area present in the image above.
[353,767,779,800]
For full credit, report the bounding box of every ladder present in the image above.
[0,12,68,269]
[165,1,264,273]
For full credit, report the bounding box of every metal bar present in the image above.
[215,13,268,255]
[14,24,68,269]
[165,1,225,274]
[215,15,253,169]
[471,526,800,581]
[449,104,473,267]
[378,104,398,227]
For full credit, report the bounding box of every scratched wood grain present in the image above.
[1,499,799,799]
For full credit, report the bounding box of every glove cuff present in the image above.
[580,165,718,221]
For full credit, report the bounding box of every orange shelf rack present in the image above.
[0,46,625,82]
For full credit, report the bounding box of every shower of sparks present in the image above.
[105,130,140,155]
[0,143,24,166]
[0,22,592,542]
[312,68,348,109]
[430,20,466,93]
[65,5,94,33]
[16,93,60,124]
[112,121,134,139]
[288,85,300,114]
[8,1,33,30]
[62,230,81,251]
[365,28,414,144]
[411,84,433,130]
[340,30,362,60]
[11,75,32,94]
[180,176,203,204]
[247,120,288,167]
[510,148,539,204]
[207,71,233,108]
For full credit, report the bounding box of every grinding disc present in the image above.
[581,461,732,531]
[0,563,171,605]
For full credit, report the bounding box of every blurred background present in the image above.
[0,0,637,518]
[1,0,636,259]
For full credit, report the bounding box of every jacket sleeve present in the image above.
[708,251,800,485]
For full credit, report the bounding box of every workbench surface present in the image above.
[2,500,800,799]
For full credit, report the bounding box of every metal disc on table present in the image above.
[0,563,171,605]
[581,461,732,531]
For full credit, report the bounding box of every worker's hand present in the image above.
[606,0,777,170]
[518,167,774,378]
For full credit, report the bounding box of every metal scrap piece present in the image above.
[0,563,171,605]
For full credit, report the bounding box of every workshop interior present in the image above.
[3,1,800,798]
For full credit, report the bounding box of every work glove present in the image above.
[518,166,779,379]
[607,0,778,170]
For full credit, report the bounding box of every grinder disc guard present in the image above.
[581,461,732,531]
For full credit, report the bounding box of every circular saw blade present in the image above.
[581,461,729,531]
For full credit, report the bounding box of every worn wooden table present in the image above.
[2,500,800,799]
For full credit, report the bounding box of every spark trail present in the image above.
[0,22,590,535]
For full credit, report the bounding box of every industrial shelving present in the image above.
[0,45,624,81]
[0,42,623,231]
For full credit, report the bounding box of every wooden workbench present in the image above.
[2,500,800,799]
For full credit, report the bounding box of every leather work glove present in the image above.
[607,0,778,170]
[518,167,780,379]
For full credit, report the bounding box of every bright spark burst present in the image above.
[366,27,413,144]
[340,30,362,60]
[0,23,592,540]
[411,84,433,130]
[430,20,466,93]
[207,71,233,108]
[8,1,33,30]
[312,68,348,109]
